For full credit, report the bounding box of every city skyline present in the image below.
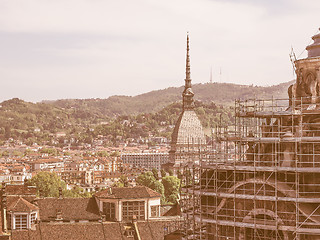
[0,0,319,102]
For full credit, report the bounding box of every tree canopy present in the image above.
[27,171,66,197]
[136,171,181,204]
[162,176,180,204]
[27,171,91,198]
[136,171,165,203]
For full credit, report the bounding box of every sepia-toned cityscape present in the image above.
[1,1,320,239]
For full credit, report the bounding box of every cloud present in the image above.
[0,0,319,102]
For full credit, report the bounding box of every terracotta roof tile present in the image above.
[95,186,161,199]
[7,197,38,212]
[163,203,181,216]
[10,221,170,240]
[36,197,100,221]
[137,221,166,240]
[5,185,37,196]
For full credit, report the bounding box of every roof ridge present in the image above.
[12,197,22,209]
[8,196,39,212]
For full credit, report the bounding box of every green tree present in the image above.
[161,169,166,178]
[168,169,174,176]
[83,151,93,157]
[152,168,159,180]
[136,172,165,203]
[113,175,129,187]
[167,193,179,204]
[112,181,122,187]
[63,151,71,156]
[120,175,129,187]
[1,151,9,157]
[24,149,32,156]
[40,148,57,156]
[162,176,180,204]
[110,151,120,157]
[151,180,165,203]
[84,135,93,144]
[12,150,22,157]
[63,186,91,198]
[4,126,11,139]
[96,151,109,157]
[136,171,156,188]
[27,172,66,197]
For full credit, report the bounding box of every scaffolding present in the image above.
[177,96,320,240]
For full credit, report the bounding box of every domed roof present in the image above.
[306,28,320,58]
[170,34,206,154]
[171,110,206,145]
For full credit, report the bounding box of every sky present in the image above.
[0,0,319,102]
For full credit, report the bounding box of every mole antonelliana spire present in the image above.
[182,33,195,110]
[163,33,206,170]
[185,33,191,87]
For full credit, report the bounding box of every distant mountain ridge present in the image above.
[0,81,294,144]
[49,81,294,117]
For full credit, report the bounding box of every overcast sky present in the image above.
[0,0,319,102]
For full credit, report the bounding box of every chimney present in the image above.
[56,209,63,222]
[131,215,137,223]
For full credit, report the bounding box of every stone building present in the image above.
[291,29,320,105]
[95,186,161,221]
[164,34,206,171]
[121,152,169,170]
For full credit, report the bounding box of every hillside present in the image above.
[0,81,293,145]
[49,81,293,117]
[0,98,109,145]
[0,99,233,147]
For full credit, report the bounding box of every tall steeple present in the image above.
[165,33,206,169]
[183,33,195,110]
[185,33,191,88]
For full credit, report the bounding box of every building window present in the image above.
[103,202,115,221]
[15,214,27,230]
[122,201,145,221]
[151,205,159,217]
[31,213,36,225]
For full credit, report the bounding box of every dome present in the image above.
[306,28,320,58]
[171,110,206,145]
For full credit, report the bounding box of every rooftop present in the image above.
[9,220,172,240]
[5,184,37,196]
[95,186,161,199]
[36,197,100,221]
[7,197,38,212]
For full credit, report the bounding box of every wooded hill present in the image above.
[49,81,293,117]
[0,81,293,144]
